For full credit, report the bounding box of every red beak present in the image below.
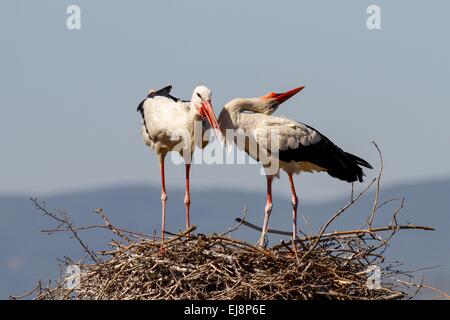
[261,86,305,104]
[200,100,220,130]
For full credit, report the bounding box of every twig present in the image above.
[367,141,383,227]
[221,207,248,237]
[31,198,100,264]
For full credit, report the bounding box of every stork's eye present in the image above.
[196,92,203,101]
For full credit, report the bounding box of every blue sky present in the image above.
[1,0,449,201]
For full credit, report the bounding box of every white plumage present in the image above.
[138,85,220,247]
[218,86,372,246]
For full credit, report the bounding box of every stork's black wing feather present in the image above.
[147,85,174,99]
[278,123,372,183]
[148,85,188,102]
[137,99,146,113]
[137,85,185,113]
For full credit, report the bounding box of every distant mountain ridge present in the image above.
[1,179,449,299]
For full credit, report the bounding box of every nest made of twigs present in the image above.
[28,224,415,300]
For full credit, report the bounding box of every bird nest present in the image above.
[15,145,448,300]
[32,231,413,300]
[19,199,438,300]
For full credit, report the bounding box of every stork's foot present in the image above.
[256,235,268,248]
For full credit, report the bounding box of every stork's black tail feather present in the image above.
[325,151,370,183]
[278,137,373,183]
[285,123,373,183]
[345,152,373,169]
[326,152,373,183]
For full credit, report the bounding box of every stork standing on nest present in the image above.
[218,86,372,246]
[137,85,221,243]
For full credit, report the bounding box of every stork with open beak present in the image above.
[218,86,372,246]
[137,85,220,244]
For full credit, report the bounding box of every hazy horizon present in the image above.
[2,174,450,204]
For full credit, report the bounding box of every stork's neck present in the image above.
[226,98,261,112]
[187,99,201,120]
[219,98,261,128]
[188,91,204,120]
[187,100,206,148]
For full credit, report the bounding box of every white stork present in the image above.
[218,86,372,246]
[137,85,220,244]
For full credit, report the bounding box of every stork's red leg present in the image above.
[257,175,273,247]
[159,156,167,248]
[184,163,191,233]
[288,174,298,240]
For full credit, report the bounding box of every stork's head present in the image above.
[191,85,220,130]
[257,86,305,114]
